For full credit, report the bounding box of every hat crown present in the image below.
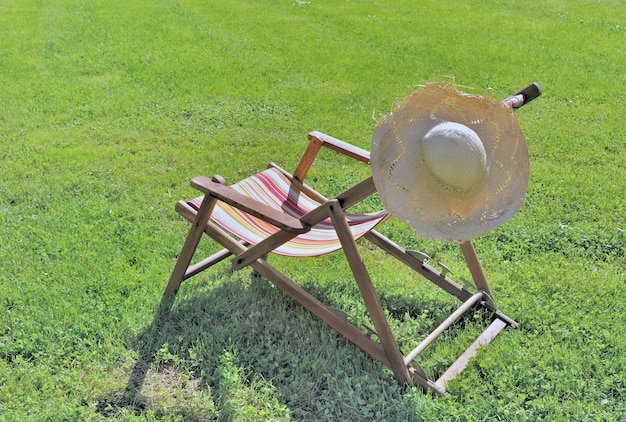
[420,122,486,195]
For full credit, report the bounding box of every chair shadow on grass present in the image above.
[98,263,472,420]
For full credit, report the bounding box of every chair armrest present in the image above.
[308,131,371,164]
[190,176,309,234]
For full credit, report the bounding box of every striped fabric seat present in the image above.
[188,168,389,257]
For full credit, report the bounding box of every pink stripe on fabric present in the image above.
[187,168,388,257]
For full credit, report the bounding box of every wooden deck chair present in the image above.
[164,83,541,393]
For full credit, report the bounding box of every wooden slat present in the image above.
[164,195,218,296]
[293,136,323,182]
[184,248,235,281]
[327,200,412,384]
[308,131,371,164]
[460,241,493,297]
[434,318,508,391]
[404,292,484,365]
[190,176,309,234]
[175,200,197,222]
[333,176,378,210]
[409,367,446,394]
[364,230,473,302]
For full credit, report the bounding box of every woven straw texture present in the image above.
[371,83,529,241]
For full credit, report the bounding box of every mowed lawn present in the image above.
[1,0,625,420]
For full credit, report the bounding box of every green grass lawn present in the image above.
[1,0,625,420]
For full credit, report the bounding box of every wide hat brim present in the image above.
[371,83,529,242]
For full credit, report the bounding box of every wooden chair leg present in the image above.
[460,241,492,297]
[164,196,218,296]
[326,200,412,384]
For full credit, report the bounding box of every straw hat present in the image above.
[371,83,529,242]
